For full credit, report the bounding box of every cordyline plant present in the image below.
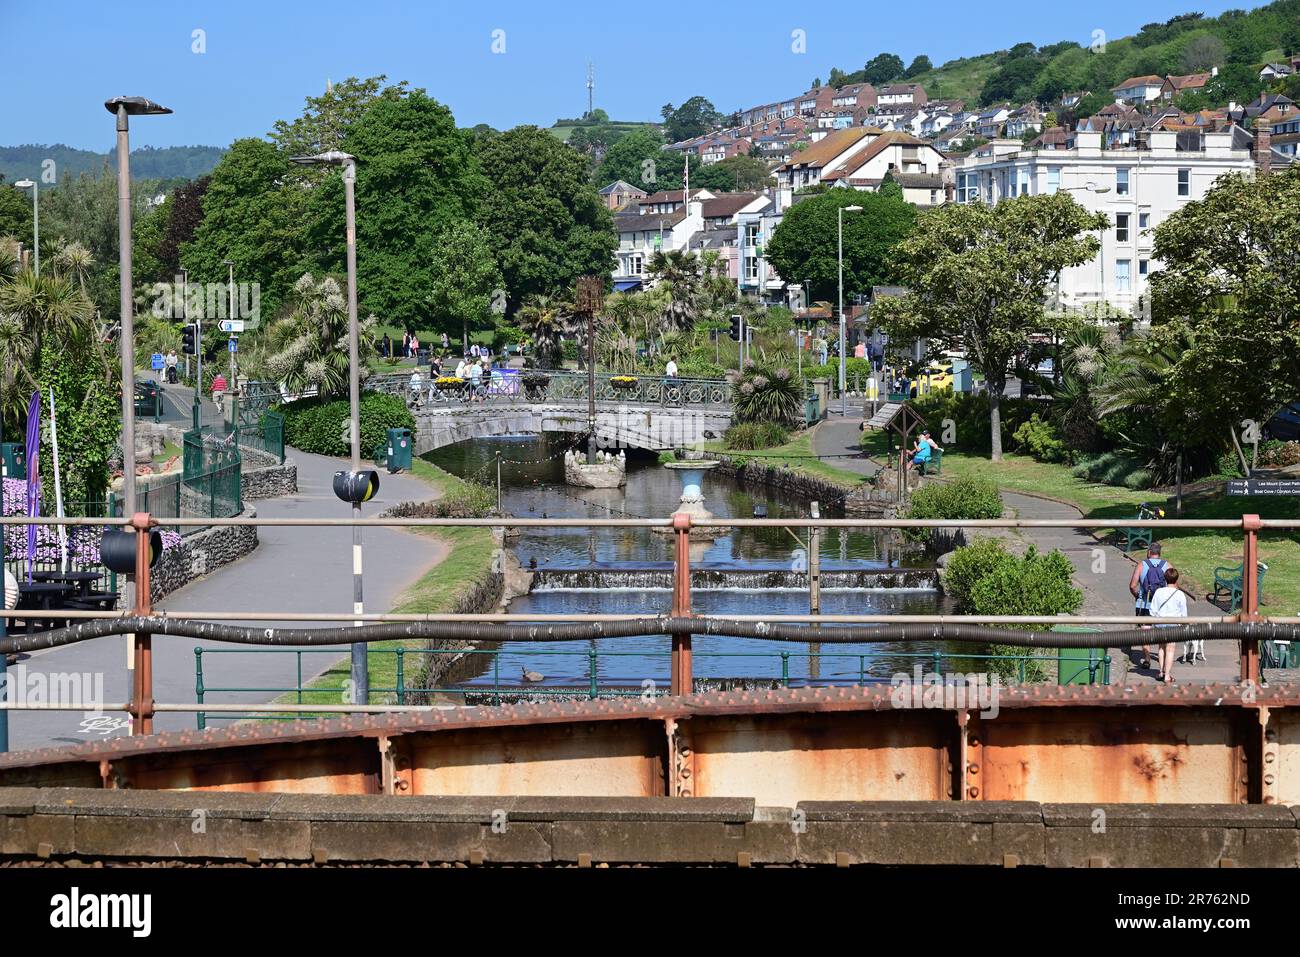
[731,362,805,428]
[872,193,1107,460]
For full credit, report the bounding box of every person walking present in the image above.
[467,358,484,401]
[1149,567,1188,683]
[1129,542,1169,671]
[401,331,410,361]
[665,357,678,378]
[211,371,228,414]
[441,332,450,350]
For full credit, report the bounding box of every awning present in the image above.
[614,279,644,292]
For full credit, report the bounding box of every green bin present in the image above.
[1052,625,1108,685]
[1,442,25,480]
[385,427,413,473]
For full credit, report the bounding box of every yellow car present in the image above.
[923,364,954,392]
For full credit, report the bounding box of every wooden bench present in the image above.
[1211,562,1268,612]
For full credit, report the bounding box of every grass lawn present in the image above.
[936,449,1300,617]
[269,457,498,710]
[701,428,868,489]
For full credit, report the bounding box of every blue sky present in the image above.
[0,0,1257,150]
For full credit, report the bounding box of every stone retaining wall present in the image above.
[712,457,851,510]
[148,507,259,604]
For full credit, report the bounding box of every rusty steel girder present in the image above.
[1,684,1297,807]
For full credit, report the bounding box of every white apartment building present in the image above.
[612,202,706,290]
[952,129,1256,315]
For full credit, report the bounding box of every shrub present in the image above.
[657,450,678,465]
[1012,413,1069,464]
[1070,451,1153,489]
[909,392,1037,454]
[967,545,1083,681]
[724,422,790,450]
[1259,440,1300,469]
[907,477,1004,521]
[731,363,805,427]
[677,358,726,379]
[279,391,415,457]
[942,537,1015,605]
[383,482,496,519]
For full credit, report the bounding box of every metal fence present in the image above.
[366,369,732,410]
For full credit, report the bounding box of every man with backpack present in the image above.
[1129,542,1169,672]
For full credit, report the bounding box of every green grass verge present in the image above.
[266,457,498,711]
[938,450,1300,616]
[702,427,868,488]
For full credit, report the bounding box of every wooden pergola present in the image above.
[861,400,926,502]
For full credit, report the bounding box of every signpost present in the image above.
[150,353,164,371]
[1226,477,1300,497]
[218,320,245,333]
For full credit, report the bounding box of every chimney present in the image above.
[1255,127,1272,176]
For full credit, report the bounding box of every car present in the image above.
[923,364,954,391]
[134,380,161,417]
[1265,401,1300,442]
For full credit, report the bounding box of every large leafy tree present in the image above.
[478,126,615,314]
[256,273,377,397]
[271,75,419,158]
[425,221,503,350]
[306,92,486,331]
[661,97,722,142]
[592,128,702,192]
[1145,166,1300,448]
[766,189,915,307]
[863,53,905,85]
[0,181,32,244]
[692,154,772,192]
[872,194,1107,459]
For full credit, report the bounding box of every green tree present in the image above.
[1180,33,1225,71]
[307,92,485,331]
[593,129,666,189]
[425,221,503,350]
[182,138,308,326]
[903,55,933,78]
[871,194,1107,459]
[863,53,905,85]
[691,154,772,192]
[271,75,420,157]
[0,181,32,245]
[1144,166,1300,457]
[477,126,615,313]
[256,273,377,397]
[766,189,915,309]
[517,294,575,369]
[661,96,722,142]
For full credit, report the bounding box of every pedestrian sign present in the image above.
[150,353,164,370]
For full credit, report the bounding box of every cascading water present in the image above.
[424,434,955,693]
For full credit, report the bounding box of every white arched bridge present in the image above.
[367,370,733,453]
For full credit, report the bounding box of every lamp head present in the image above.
[290,150,355,167]
[104,96,172,116]
[14,179,35,189]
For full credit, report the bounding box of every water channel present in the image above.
[424,434,955,693]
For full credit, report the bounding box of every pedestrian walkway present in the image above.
[808,416,1243,686]
[6,448,445,751]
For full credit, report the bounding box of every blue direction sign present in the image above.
[229,338,238,353]
[150,353,164,370]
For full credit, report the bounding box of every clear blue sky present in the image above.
[0,0,1258,150]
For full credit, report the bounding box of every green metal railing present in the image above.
[192,645,1112,727]
[235,411,285,464]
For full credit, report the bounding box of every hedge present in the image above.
[277,392,416,458]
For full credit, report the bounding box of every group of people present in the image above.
[1130,542,1196,683]
[409,352,504,405]
[907,430,941,471]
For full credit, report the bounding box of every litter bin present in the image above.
[0,442,25,480]
[385,427,413,473]
[1051,624,1108,685]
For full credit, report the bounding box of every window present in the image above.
[1116,168,1130,195]
[629,254,643,276]
[744,224,759,248]
[1046,167,1060,194]
[1139,259,1148,277]
[745,255,759,281]
[1177,168,1190,197]
[1019,169,1030,195]
[1116,259,1131,293]
[1115,213,1130,242]
[1139,212,1150,229]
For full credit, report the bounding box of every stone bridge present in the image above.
[411,401,731,454]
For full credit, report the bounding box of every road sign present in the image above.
[218,320,245,333]
[1226,478,1300,497]
[229,339,237,353]
[150,353,164,370]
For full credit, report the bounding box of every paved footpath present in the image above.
[811,411,1248,686]
[7,447,444,751]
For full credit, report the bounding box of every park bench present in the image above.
[1119,505,1157,552]
[920,447,943,476]
[1210,561,1268,612]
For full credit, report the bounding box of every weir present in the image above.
[528,566,940,592]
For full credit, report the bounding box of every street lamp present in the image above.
[222,259,236,383]
[13,179,37,276]
[105,96,171,520]
[290,150,367,704]
[837,204,862,416]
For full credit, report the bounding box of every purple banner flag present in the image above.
[24,391,40,582]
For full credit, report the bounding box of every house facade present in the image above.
[952,129,1256,316]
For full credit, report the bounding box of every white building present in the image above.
[952,129,1256,316]
[612,202,705,291]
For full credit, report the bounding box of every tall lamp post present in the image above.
[290,150,366,703]
[106,97,171,519]
[223,259,236,384]
[13,179,37,276]
[836,204,862,416]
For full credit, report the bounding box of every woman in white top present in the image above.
[1149,566,1189,684]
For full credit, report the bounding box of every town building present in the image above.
[598,180,647,211]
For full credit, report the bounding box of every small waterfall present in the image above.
[530,566,939,593]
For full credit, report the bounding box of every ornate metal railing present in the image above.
[364,370,732,411]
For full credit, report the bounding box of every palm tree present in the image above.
[259,273,377,397]
[648,249,704,334]
[1053,323,1121,454]
[517,294,575,369]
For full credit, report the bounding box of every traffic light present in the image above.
[181,323,197,355]
[333,469,381,505]
[729,314,743,341]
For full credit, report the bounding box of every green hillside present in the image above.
[0,144,224,185]
[828,1,1300,108]
[550,119,659,143]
